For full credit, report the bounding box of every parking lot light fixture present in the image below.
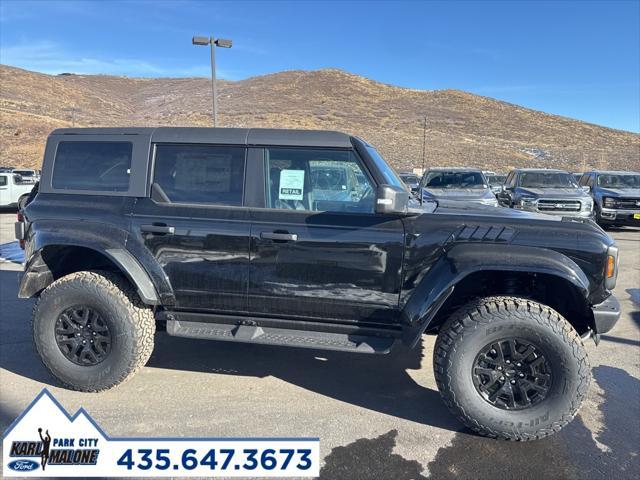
[191,35,233,127]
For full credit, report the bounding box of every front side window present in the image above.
[153,145,246,206]
[52,141,132,191]
[265,148,375,213]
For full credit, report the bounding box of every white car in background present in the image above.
[0,173,35,207]
[11,168,40,184]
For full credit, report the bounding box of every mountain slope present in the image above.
[1,64,638,172]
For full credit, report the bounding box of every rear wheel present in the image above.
[434,296,590,441]
[32,271,155,391]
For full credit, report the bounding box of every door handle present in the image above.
[261,232,298,242]
[141,224,175,235]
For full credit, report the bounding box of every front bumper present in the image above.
[591,294,621,334]
[599,208,640,225]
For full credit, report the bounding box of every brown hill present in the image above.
[1,64,638,172]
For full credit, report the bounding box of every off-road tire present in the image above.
[32,270,155,392]
[434,296,590,441]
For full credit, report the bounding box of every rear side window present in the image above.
[153,145,246,206]
[52,141,132,191]
[0,176,7,186]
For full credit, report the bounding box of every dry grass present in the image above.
[1,65,638,172]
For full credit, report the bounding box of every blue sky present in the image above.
[1,0,638,132]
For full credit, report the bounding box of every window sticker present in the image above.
[279,170,305,200]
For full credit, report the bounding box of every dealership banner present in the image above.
[2,389,319,477]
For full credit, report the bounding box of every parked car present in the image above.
[579,170,640,228]
[484,173,507,194]
[398,172,420,193]
[11,168,40,184]
[17,127,620,441]
[419,167,499,207]
[0,172,35,207]
[496,168,593,218]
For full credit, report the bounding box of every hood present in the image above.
[596,187,640,197]
[423,187,495,201]
[517,187,588,198]
[430,201,561,221]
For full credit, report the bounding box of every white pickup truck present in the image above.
[0,173,34,207]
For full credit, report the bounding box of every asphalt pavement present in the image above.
[0,210,638,479]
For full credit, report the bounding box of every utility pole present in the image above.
[192,35,233,127]
[421,115,427,174]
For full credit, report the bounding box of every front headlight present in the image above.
[582,198,593,212]
[603,197,619,208]
[519,197,536,209]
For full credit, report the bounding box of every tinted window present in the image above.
[154,145,245,206]
[52,141,132,191]
[424,171,486,189]
[265,148,375,213]
[0,176,7,186]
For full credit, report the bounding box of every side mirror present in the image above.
[581,185,591,193]
[375,184,409,214]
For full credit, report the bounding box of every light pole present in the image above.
[192,35,232,127]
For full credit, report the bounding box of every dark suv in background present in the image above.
[16,127,621,441]
[497,168,593,218]
[579,170,640,228]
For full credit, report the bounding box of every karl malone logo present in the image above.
[3,389,102,475]
[8,426,100,471]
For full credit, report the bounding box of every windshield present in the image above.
[597,174,640,189]
[520,172,578,189]
[424,171,486,189]
[486,175,506,185]
[365,146,406,190]
[13,170,34,176]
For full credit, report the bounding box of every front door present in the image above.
[248,147,405,324]
[131,143,251,312]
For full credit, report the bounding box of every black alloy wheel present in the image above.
[55,306,112,366]
[472,338,552,410]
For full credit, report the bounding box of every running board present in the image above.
[166,319,396,354]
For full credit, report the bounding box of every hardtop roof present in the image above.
[49,127,353,148]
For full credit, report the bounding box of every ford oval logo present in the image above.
[8,459,39,471]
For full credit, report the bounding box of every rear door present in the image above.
[131,143,251,312]
[247,147,405,324]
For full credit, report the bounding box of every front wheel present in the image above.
[434,296,590,441]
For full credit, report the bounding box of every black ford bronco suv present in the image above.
[16,128,621,441]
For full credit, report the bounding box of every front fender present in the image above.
[400,243,591,342]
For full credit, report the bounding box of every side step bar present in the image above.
[166,319,396,354]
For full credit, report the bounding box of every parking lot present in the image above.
[0,210,638,479]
